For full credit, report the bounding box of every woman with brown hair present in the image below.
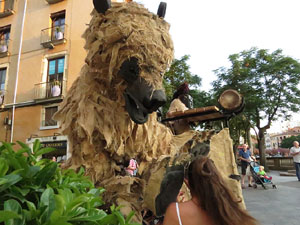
[163,156,258,225]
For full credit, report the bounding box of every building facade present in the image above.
[268,127,300,149]
[0,0,119,161]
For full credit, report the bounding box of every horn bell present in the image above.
[157,2,167,18]
[93,0,111,14]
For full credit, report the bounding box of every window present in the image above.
[48,57,64,82]
[0,25,10,53]
[42,106,58,128]
[51,10,65,41]
[46,57,64,98]
[0,68,6,90]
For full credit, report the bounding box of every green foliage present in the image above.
[163,55,213,113]
[227,114,251,149]
[0,140,140,225]
[213,48,300,126]
[212,47,300,166]
[280,135,300,148]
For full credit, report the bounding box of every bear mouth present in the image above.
[124,91,149,124]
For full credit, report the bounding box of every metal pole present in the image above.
[10,0,27,142]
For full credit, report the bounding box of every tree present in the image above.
[212,48,300,169]
[281,135,300,148]
[228,114,252,156]
[163,55,213,113]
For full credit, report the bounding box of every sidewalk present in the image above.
[243,171,300,225]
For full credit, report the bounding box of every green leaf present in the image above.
[0,157,9,176]
[54,195,65,216]
[0,174,22,192]
[35,147,56,158]
[125,211,135,224]
[2,142,14,154]
[78,167,85,176]
[35,162,58,187]
[33,139,41,154]
[0,144,6,153]
[65,195,89,215]
[99,214,118,225]
[3,152,22,171]
[48,215,72,225]
[0,211,22,222]
[11,185,30,196]
[26,200,37,212]
[40,188,56,223]
[15,148,30,156]
[40,188,55,207]
[16,141,31,152]
[4,199,23,225]
[24,166,40,178]
[69,209,107,222]
[67,206,87,218]
[114,210,125,225]
[57,188,74,205]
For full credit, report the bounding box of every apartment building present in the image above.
[0,0,102,161]
[268,128,300,149]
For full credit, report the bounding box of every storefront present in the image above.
[40,140,67,162]
[26,135,69,162]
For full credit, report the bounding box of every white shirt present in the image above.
[290,146,300,163]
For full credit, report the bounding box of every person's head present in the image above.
[185,156,257,225]
[242,144,248,151]
[259,166,264,172]
[293,141,299,148]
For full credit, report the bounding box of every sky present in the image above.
[120,0,300,133]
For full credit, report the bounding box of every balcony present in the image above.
[41,24,67,49]
[0,39,9,57]
[45,0,65,4]
[0,0,14,18]
[34,80,66,102]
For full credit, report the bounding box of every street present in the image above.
[243,171,300,225]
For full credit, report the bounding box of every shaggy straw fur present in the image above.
[54,1,244,222]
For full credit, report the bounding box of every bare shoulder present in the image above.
[163,202,179,225]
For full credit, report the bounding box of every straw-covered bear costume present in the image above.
[54,0,244,222]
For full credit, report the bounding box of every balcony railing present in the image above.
[0,39,9,57]
[45,0,65,4]
[34,80,66,100]
[0,0,14,18]
[41,24,67,49]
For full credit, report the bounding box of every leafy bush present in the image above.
[0,140,140,225]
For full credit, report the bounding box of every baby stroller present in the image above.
[249,161,277,189]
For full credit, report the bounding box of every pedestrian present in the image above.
[162,156,258,225]
[133,158,139,176]
[290,141,300,181]
[126,158,137,176]
[239,144,254,188]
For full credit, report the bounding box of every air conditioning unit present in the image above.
[4,117,12,125]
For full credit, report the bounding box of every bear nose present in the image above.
[146,89,166,112]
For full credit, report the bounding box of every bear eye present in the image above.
[119,57,140,83]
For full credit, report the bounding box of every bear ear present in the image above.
[157,2,167,18]
[93,0,111,14]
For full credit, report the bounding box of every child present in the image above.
[126,158,138,176]
[258,166,272,181]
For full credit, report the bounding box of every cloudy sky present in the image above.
[125,0,300,132]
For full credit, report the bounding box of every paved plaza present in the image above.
[243,171,300,225]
